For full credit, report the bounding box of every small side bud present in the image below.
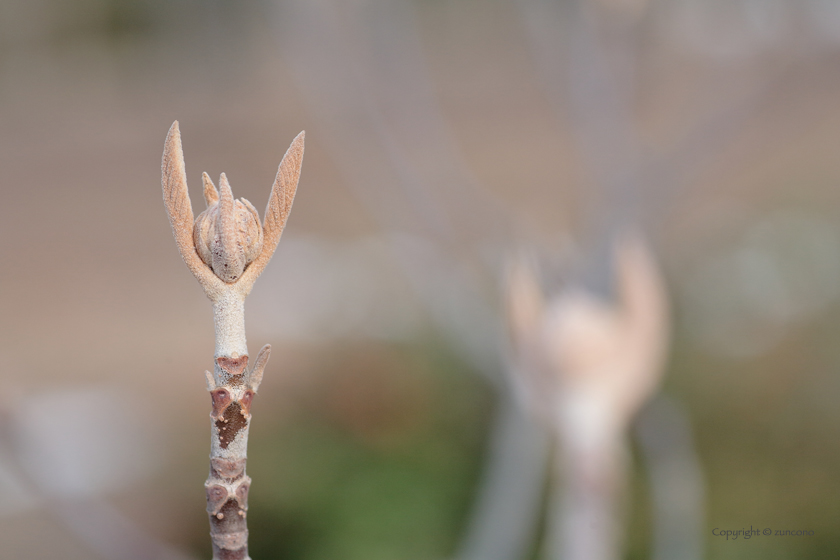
[205,484,228,515]
[248,344,271,392]
[205,370,216,391]
[234,477,251,508]
[194,174,264,283]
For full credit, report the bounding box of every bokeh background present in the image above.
[2,0,840,559]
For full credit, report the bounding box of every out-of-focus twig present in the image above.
[635,395,706,560]
[274,4,553,560]
[277,0,502,375]
[507,234,670,560]
[454,392,549,560]
[510,2,814,559]
[0,395,195,560]
[516,0,643,281]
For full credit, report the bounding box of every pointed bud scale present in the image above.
[202,172,220,207]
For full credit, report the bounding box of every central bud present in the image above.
[194,173,263,283]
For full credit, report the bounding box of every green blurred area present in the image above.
[671,310,840,560]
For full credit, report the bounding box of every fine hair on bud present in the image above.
[193,173,264,283]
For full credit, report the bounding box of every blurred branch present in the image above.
[639,59,814,219]
[634,395,706,560]
[455,393,550,560]
[0,399,195,560]
[275,4,552,560]
[335,0,512,252]
[516,0,643,273]
[514,0,824,284]
[512,2,769,558]
[276,0,505,376]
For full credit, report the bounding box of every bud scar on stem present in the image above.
[161,121,304,560]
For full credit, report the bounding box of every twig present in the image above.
[277,1,508,370]
[506,234,670,560]
[161,121,304,560]
[454,392,549,560]
[634,395,706,560]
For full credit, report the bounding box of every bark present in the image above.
[547,402,627,560]
[204,339,270,560]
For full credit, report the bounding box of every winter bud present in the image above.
[194,173,264,283]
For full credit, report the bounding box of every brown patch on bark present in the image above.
[216,402,247,449]
[239,390,255,418]
[211,458,246,480]
[217,355,248,376]
[210,388,232,420]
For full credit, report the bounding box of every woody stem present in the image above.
[205,288,256,560]
[212,291,248,371]
[547,405,626,560]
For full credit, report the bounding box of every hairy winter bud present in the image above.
[194,173,264,283]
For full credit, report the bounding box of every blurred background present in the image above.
[2,0,840,559]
